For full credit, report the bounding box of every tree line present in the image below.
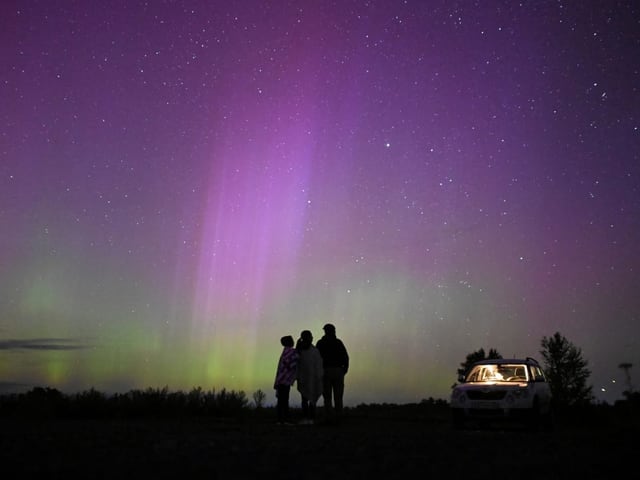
[0,386,259,419]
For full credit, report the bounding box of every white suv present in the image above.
[450,357,553,429]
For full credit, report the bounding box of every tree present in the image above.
[457,347,502,378]
[540,332,593,408]
[252,389,266,409]
[618,362,633,398]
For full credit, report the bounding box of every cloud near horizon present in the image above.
[0,338,91,351]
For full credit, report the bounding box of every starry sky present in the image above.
[1,1,639,406]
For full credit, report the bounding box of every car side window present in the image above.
[530,365,545,382]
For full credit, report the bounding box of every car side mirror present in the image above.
[458,374,466,383]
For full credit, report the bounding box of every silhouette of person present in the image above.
[316,323,349,422]
[274,335,298,425]
[295,330,323,424]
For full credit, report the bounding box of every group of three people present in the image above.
[274,323,349,425]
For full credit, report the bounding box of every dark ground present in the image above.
[1,404,636,479]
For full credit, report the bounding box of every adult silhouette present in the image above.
[295,330,323,424]
[316,323,349,422]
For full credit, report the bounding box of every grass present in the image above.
[1,388,638,478]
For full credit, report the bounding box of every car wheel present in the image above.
[452,409,465,430]
[527,398,543,431]
[541,404,554,431]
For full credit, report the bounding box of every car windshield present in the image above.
[466,364,529,382]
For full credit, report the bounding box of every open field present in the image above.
[1,403,637,479]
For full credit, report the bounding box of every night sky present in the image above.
[2,1,639,406]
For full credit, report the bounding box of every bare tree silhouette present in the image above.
[618,362,633,397]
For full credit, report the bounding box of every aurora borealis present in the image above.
[1,1,639,406]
